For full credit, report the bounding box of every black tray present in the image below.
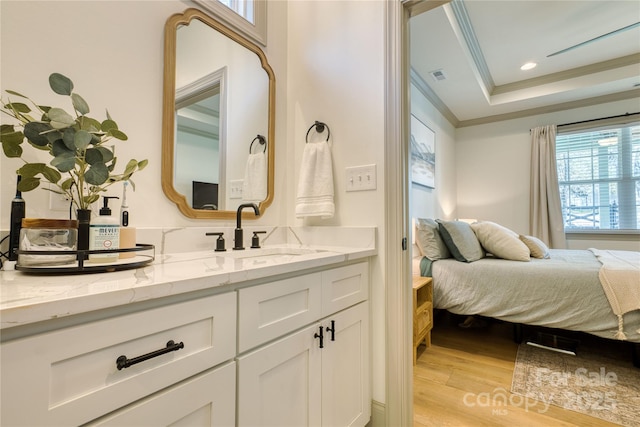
[15,244,155,274]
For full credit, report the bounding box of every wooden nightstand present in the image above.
[413,276,433,364]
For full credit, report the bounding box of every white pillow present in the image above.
[519,235,551,259]
[415,218,450,260]
[470,221,530,262]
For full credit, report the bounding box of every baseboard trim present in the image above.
[369,400,385,427]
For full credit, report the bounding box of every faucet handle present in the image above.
[251,231,267,249]
[206,232,226,252]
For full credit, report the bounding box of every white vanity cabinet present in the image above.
[237,262,370,427]
[0,258,372,427]
[0,292,237,427]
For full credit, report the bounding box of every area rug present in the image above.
[511,342,640,426]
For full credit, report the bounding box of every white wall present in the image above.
[456,98,640,251]
[1,0,390,407]
[285,0,387,404]
[0,0,286,229]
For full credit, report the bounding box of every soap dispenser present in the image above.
[89,196,120,263]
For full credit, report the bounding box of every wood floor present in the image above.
[413,312,621,427]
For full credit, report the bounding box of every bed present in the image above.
[413,218,640,349]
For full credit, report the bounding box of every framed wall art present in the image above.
[410,114,435,188]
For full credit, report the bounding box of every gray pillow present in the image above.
[415,218,450,260]
[436,219,485,262]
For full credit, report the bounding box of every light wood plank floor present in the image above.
[413,313,622,427]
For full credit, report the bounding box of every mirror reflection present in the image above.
[162,8,275,219]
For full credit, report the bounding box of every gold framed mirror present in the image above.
[162,8,275,219]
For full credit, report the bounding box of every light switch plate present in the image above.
[229,179,243,199]
[49,186,71,211]
[346,164,376,192]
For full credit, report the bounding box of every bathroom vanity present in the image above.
[0,236,375,426]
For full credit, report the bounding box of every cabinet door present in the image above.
[322,302,370,427]
[237,324,322,426]
[87,361,236,427]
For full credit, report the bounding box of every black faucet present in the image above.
[234,203,260,250]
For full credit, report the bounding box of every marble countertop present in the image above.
[0,244,376,330]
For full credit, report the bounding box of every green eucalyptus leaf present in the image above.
[71,93,90,115]
[5,90,28,98]
[84,194,100,205]
[49,73,73,96]
[138,159,148,170]
[61,177,74,190]
[39,105,51,113]
[1,124,16,133]
[62,128,77,150]
[45,129,64,145]
[78,116,101,132]
[127,179,136,191]
[123,159,138,175]
[1,138,23,157]
[17,177,40,192]
[52,139,73,157]
[1,129,23,144]
[17,163,46,178]
[47,108,75,129]
[41,165,62,183]
[74,130,92,150]
[50,154,76,172]
[95,146,114,163]
[108,129,128,141]
[24,122,51,146]
[85,147,104,165]
[101,119,118,132]
[84,162,109,185]
[5,102,30,113]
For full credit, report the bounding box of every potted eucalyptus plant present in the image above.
[0,72,147,251]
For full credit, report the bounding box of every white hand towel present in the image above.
[296,141,334,218]
[242,152,267,203]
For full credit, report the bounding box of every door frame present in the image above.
[384,1,451,425]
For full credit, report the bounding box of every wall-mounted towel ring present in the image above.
[249,135,267,153]
[305,121,331,143]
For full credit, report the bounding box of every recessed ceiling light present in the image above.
[520,62,537,71]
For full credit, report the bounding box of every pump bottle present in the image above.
[9,176,26,262]
[89,196,120,263]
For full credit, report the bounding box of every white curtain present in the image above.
[530,125,566,248]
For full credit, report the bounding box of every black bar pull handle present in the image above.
[116,340,184,370]
[326,320,336,341]
[314,326,324,349]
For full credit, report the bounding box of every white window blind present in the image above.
[555,121,640,231]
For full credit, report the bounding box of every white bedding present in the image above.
[430,249,640,343]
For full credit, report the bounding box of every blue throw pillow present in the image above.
[436,220,485,262]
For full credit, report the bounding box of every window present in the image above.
[556,122,640,231]
[193,0,266,46]
[217,0,254,23]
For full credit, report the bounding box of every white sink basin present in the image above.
[217,247,325,260]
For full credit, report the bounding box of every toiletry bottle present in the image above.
[119,181,137,259]
[9,176,26,261]
[89,196,120,263]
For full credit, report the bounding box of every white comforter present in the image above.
[431,249,640,343]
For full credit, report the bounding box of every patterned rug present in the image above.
[511,342,640,426]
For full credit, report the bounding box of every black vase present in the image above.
[76,208,91,260]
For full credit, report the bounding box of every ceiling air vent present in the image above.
[430,69,447,81]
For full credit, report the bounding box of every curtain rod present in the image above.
[557,112,640,128]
